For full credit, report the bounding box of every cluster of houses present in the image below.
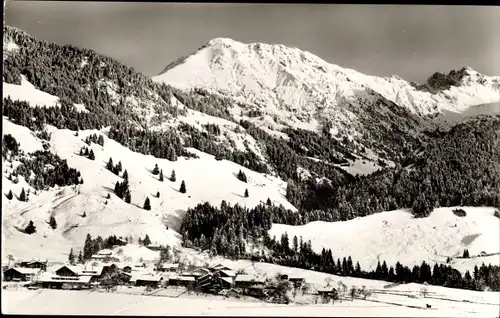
[3,254,339,303]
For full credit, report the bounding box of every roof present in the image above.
[55,265,83,275]
[80,266,104,276]
[317,286,337,293]
[36,274,92,284]
[219,277,234,285]
[160,263,179,269]
[135,275,162,282]
[96,249,113,256]
[5,267,41,275]
[234,275,266,283]
[219,270,236,277]
[169,275,195,282]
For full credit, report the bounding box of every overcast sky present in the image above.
[5,2,500,82]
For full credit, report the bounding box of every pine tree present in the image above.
[97,135,104,146]
[117,161,122,173]
[125,190,131,203]
[25,220,36,234]
[122,169,128,181]
[49,216,57,229]
[180,180,186,193]
[170,170,176,182]
[83,234,93,260]
[244,189,249,197]
[143,234,152,246]
[266,198,272,205]
[167,146,177,162]
[152,163,160,175]
[79,148,84,156]
[88,149,95,160]
[19,187,27,202]
[82,211,87,218]
[6,190,13,200]
[237,170,247,183]
[156,191,160,198]
[143,197,151,210]
[78,251,84,264]
[114,181,120,195]
[106,157,114,170]
[107,193,111,199]
[68,248,75,265]
[84,147,89,156]
[463,249,470,258]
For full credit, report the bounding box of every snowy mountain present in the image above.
[153,38,500,134]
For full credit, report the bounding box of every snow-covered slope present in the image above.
[268,207,500,274]
[153,38,500,135]
[2,118,294,263]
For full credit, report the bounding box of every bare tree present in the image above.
[325,277,333,287]
[349,286,357,301]
[360,285,372,300]
[420,283,429,298]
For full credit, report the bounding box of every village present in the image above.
[2,247,344,305]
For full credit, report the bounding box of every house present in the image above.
[18,260,47,271]
[317,286,338,303]
[3,268,41,282]
[35,274,92,290]
[135,274,162,288]
[157,263,179,273]
[123,265,132,273]
[234,275,266,289]
[168,275,196,288]
[55,265,81,277]
[288,276,305,287]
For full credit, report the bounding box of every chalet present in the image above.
[234,275,266,289]
[18,260,47,271]
[3,268,41,282]
[246,285,277,299]
[317,286,338,302]
[135,274,162,288]
[79,266,104,282]
[279,274,289,280]
[35,274,92,290]
[157,263,179,272]
[123,265,132,273]
[288,276,305,287]
[168,275,196,288]
[55,265,81,277]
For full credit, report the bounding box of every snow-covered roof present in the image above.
[317,286,337,293]
[220,277,234,285]
[7,267,41,275]
[234,275,265,283]
[160,263,179,269]
[36,274,92,284]
[80,266,104,276]
[219,270,237,277]
[168,275,196,282]
[135,275,162,282]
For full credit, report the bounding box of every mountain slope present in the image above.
[2,117,294,262]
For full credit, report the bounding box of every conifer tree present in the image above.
[152,163,160,175]
[122,169,128,181]
[179,180,186,193]
[117,161,122,173]
[82,211,87,218]
[170,170,176,182]
[68,248,75,265]
[107,193,111,199]
[106,157,114,170]
[80,148,84,156]
[19,187,27,201]
[266,197,272,205]
[88,149,95,160]
[83,234,93,260]
[244,188,249,197]
[159,169,164,182]
[25,220,36,234]
[237,170,247,183]
[125,190,131,203]
[6,190,13,200]
[143,197,151,210]
[49,216,57,229]
[84,147,89,156]
[78,251,84,264]
[157,191,160,198]
[143,234,152,246]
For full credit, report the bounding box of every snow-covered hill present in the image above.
[2,117,294,263]
[268,207,500,274]
[153,38,500,137]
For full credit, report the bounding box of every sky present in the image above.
[4,2,500,82]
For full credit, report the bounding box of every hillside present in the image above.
[2,117,294,262]
[268,207,500,274]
